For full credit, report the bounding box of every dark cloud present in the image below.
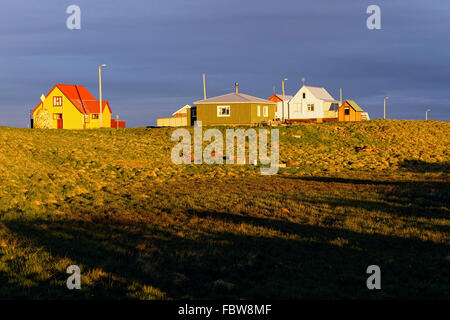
[0,0,449,127]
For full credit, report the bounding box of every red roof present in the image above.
[268,93,283,103]
[31,84,112,115]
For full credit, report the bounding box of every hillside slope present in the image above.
[0,120,448,299]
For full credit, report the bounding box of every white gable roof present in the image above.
[172,104,191,115]
[304,86,338,102]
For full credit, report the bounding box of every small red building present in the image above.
[111,118,126,128]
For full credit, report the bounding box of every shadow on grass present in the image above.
[283,175,449,221]
[295,176,405,186]
[400,160,450,173]
[3,206,449,300]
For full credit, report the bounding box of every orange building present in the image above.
[338,100,363,122]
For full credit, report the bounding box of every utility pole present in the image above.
[426,109,431,121]
[282,78,288,122]
[383,96,389,119]
[99,64,107,128]
[203,73,207,100]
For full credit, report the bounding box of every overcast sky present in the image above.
[0,0,449,127]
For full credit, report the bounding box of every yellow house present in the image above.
[31,84,112,129]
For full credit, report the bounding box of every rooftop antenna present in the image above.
[273,86,276,94]
[301,77,306,87]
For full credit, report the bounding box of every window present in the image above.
[294,103,301,112]
[53,96,63,106]
[53,113,62,120]
[263,105,268,117]
[92,114,99,119]
[84,114,90,123]
[344,107,350,115]
[307,104,315,112]
[217,105,230,117]
[257,105,261,117]
[330,103,339,111]
[302,93,306,99]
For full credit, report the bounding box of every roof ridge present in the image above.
[194,91,276,104]
[74,85,87,114]
[237,92,253,102]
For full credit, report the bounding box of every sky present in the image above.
[0,0,449,127]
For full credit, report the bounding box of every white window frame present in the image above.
[263,105,268,117]
[257,105,261,117]
[294,103,301,112]
[217,105,230,117]
[53,96,63,107]
[307,103,315,112]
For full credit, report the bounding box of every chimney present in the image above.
[235,82,239,94]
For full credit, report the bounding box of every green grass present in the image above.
[0,120,448,299]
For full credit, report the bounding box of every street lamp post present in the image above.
[98,64,107,128]
[383,96,389,119]
[282,78,288,122]
[426,109,431,121]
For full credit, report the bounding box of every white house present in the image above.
[267,93,294,120]
[286,85,341,121]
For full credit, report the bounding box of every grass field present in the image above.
[0,120,448,299]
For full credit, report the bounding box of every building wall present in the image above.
[324,110,338,119]
[288,87,326,120]
[338,102,362,122]
[157,116,189,127]
[323,101,339,119]
[85,105,112,129]
[276,100,293,120]
[102,107,112,128]
[63,99,84,129]
[33,87,83,129]
[250,103,276,124]
[196,103,275,126]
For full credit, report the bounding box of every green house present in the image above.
[193,84,276,126]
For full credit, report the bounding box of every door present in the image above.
[57,118,63,129]
[344,107,351,122]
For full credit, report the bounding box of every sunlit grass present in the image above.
[0,120,448,299]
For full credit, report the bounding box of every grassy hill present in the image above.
[0,120,448,299]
